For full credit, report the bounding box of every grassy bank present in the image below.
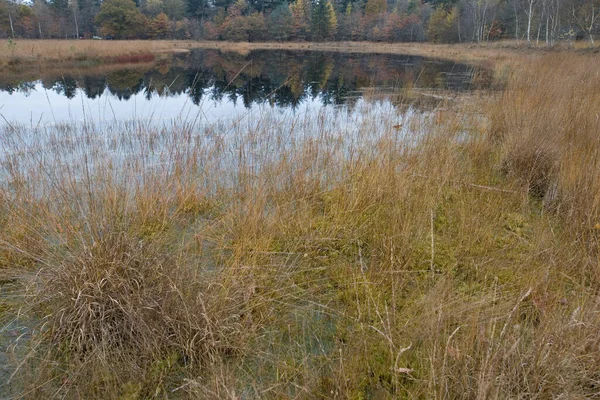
[0,40,187,70]
[0,39,573,71]
[2,38,594,74]
[1,51,599,398]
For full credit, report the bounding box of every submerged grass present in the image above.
[0,51,599,398]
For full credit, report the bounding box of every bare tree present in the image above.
[464,0,500,42]
[8,12,14,38]
[525,0,538,43]
[74,7,80,38]
[572,0,599,45]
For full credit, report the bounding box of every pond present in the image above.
[0,49,491,126]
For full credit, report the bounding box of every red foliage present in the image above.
[488,19,503,41]
[203,21,222,40]
[371,13,421,42]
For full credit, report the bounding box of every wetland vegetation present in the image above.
[0,43,599,399]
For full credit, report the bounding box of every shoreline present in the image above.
[1,39,593,72]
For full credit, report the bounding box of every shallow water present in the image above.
[0,49,491,126]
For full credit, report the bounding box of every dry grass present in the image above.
[1,39,596,69]
[0,39,571,70]
[0,39,187,69]
[492,53,600,235]
[0,50,599,399]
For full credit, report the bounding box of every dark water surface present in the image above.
[0,49,491,125]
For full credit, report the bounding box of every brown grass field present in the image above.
[0,43,599,398]
[2,38,593,69]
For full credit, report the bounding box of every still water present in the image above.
[0,49,491,125]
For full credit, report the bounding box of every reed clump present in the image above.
[0,51,599,399]
[491,54,600,241]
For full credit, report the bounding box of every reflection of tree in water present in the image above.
[106,69,145,100]
[0,81,36,95]
[187,74,208,106]
[270,85,301,109]
[321,76,350,106]
[82,76,107,99]
[287,64,305,102]
[42,76,78,99]
[142,63,191,98]
[305,53,335,100]
[0,49,491,109]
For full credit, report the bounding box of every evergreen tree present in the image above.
[163,0,185,20]
[50,0,70,17]
[268,3,292,40]
[364,0,386,17]
[186,0,209,19]
[311,0,337,40]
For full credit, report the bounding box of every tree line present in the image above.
[0,0,598,44]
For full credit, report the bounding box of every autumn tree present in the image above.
[202,7,225,39]
[376,13,409,41]
[363,0,387,39]
[220,0,249,40]
[289,0,310,39]
[150,11,170,37]
[427,5,458,42]
[173,18,191,38]
[95,0,146,38]
[19,5,37,37]
[246,10,266,40]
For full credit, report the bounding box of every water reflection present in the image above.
[0,49,492,124]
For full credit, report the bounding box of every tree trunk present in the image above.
[552,0,561,44]
[527,0,534,43]
[514,0,520,43]
[546,14,549,45]
[74,9,80,39]
[9,13,15,39]
[535,10,542,45]
[589,3,596,46]
[457,7,461,42]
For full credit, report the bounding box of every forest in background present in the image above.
[0,0,598,44]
